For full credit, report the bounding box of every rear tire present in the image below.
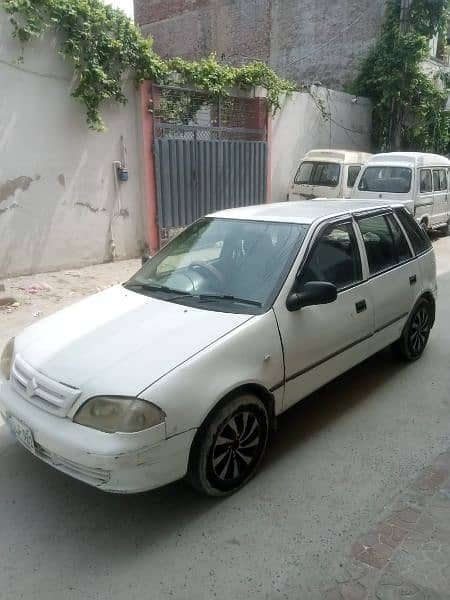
[187,394,269,497]
[391,298,432,362]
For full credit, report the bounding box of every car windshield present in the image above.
[294,161,341,187]
[125,218,309,313]
[358,166,412,193]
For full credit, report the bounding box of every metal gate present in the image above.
[153,86,268,230]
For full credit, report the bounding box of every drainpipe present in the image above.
[140,81,160,255]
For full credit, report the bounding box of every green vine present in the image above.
[1,0,297,130]
[349,0,450,153]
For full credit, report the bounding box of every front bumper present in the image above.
[0,378,195,493]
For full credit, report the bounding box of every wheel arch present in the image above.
[187,383,276,469]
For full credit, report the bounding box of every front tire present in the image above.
[392,298,432,361]
[187,394,269,497]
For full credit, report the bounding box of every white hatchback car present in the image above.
[0,201,437,496]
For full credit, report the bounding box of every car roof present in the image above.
[368,152,449,168]
[302,149,373,163]
[210,200,403,225]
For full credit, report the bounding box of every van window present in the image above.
[433,169,448,191]
[357,214,398,275]
[297,222,362,291]
[347,166,361,188]
[294,162,341,187]
[358,166,412,193]
[395,208,432,255]
[420,169,432,193]
[295,162,314,185]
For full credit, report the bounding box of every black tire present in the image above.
[187,394,269,497]
[391,298,432,362]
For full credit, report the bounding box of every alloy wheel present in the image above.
[211,410,262,484]
[409,306,430,356]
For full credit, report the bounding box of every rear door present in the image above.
[355,211,416,351]
[432,168,449,226]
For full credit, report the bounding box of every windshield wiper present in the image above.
[196,294,262,307]
[124,283,262,307]
[124,282,194,298]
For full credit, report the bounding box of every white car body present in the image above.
[0,200,437,494]
[352,152,450,230]
[289,149,373,201]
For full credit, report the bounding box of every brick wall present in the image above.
[135,0,387,90]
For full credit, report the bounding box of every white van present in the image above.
[353,152,450,232]
[289,149,373,201]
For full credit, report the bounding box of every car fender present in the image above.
[139,309,284,437]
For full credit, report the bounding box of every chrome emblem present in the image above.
[26,377,38,397]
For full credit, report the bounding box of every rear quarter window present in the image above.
[395,208,432,255]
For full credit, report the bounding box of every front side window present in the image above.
[347,166,361,188]
[357,214,398,275]
[358,166,412,193]
[126,218,309,313]
[297,222,362,291]
[294,162,341,187]
[420,169,432,193]
[395,208,432,255]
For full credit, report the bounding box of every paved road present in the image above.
[1,238,450,599]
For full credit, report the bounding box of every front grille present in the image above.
[35,443,110,486]
[11,355,81,417]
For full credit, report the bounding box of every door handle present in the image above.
[409,275,417,285]
[355,300,367,313]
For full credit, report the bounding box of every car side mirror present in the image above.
[286,281,338,312]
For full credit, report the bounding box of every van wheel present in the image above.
[391,299,432,361]
[187,394,269,497]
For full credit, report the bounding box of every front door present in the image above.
[273,219,374,410]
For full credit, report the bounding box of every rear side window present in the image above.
[395,208,432,255]
[434,169,448,191]
[358,214,398,275]
[297,222,362,291]
[386,214,412,262]
[420,169,432,193]
[347,166,361,188]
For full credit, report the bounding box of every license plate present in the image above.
[8,416,35,454]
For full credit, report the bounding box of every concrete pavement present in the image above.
[1,238,450,599]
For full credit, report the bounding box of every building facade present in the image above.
[134,0,387,90]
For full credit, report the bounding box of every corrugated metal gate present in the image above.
[153,86,267,230]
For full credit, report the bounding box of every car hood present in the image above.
[15,285,252,395]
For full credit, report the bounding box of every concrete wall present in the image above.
[270,87,372,203]
[135,0,387,90]
[0,13,147,278]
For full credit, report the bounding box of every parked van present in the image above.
[352,152,450,232]
[289,149,373,201]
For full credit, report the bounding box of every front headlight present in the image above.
[0,338,15,380]
[73,396,165,433]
